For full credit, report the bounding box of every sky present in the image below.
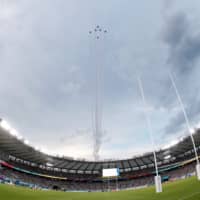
[1,0,200,160]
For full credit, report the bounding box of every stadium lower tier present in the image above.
[0,160,196,191]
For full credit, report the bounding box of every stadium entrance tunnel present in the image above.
[52,185,60,191]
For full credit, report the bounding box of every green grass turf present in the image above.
[0,177,200,200]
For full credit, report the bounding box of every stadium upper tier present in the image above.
[0,118,200,175]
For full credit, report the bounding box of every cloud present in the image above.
[161,10,200,136]
[164,94,200,135]
[1,0,200,160]
[162,12,200,74]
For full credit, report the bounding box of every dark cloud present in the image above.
[160,10,200,136]
[162,12,200,74]
[164,86,200,135]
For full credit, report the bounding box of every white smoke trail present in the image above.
[89,26,107,161]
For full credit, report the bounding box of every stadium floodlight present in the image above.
[10,128,19,137]
[0,119,23,140]
[40,147,51,155]
[162,138,180,150]
[34,146,40,151]
[137,77,162,193]
[0,120,11,131]
[16,134,23,140]
[24,139,29,145]
[46,162,53,167]
[169,73,200,180]
[189,128,195,135]
[164,155,171,160]
[40,147,46,153]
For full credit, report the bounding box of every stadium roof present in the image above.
[1,118,200,173]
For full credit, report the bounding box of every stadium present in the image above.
[1,118,200,199]
[1,0,200,200]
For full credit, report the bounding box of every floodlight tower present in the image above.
[169,73,200,180]
[138,77,162,193]
[89,25,107,161]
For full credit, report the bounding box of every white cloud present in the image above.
[0,0,200,160]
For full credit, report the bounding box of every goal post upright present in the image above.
[137,76,162,193]
[169,72,200,180]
